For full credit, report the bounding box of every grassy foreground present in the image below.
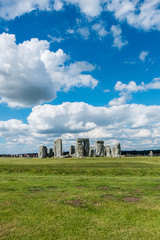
[1,157,160,240]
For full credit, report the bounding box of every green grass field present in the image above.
[1,156,160,240]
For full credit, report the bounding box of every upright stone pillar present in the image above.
[69,146,75,155]
[111,146,116,157]
[76,138,90,158]
[48,148,54,157]
[149,151,153,157]
[105,146,111,157]
[115,143,121,157]
[84,139,90,156]
[95,141,105,157]
[54,139,62,158]
[38,146,47,158]
[76,141,84,158]
[89,147,95,157]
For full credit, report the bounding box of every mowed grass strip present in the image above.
[0,157,160,239]
[1,156,160,176]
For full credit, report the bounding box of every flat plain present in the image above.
[1,156,160,240]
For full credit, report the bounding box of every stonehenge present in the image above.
[149,151,153,157]
[89,147,95,157]
[105,146,111,157]
[39,138,121,158]
[76,138,90,158]
[115,143,121,157]
[48,148,54,158]
[95,140,105,157]
[38,146,47,158]
[54,138,62,158]
[69,146,75,155]
[111,146,116,157]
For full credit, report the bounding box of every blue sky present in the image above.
[0,0,160,153]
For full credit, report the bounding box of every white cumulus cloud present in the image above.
[109,78,160,106]
[0,0,102,19]
[1,102,160,153]
[1,0,160,33]
[0,33,98,108]
[139,51,149,61]
[111,25,128,50]
[106,0,160,31]
[92,22,108,37]
[77,27,90,40]
[65,0,103,17]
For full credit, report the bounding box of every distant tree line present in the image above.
[121,150,160,156]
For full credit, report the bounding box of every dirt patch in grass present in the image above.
[66,199,86,207]
[157,186,160,189]
[0,222,18,239]
[133,189,144,195]
[99,186,109,190]
[103,195,116,199]
[123,197,141,202]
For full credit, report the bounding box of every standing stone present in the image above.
[48,148,54,157]
[76,138,90,158]
[149,151,153,157]
[115,143,121,157]
[76,141,84,158]
[54,139,62,158]
[69,146,75,155]
[89,147,95,157]
[95,141,105,157]
[38,146,47,158]
[111,147,116,157]
[105,146,111,157]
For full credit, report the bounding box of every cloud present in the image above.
[139,51,149,61]
[92,22,108,37]
[109,78,160,105]
[1,0,160,33]
[1,101,160,153]
[53,0,63,11]
[0,0,102,20]
[103,89,110,93]
[111,25,128,50]
[67,28,75,34]
[106,0,160,31]
[77,27,90,40]
[67,19,109,41]
[47,35,64,43]
[0,0,52,20]
[0,119,28,136]
[0,33,98,108]
[64,0,103,17]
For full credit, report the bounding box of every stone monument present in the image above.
[105,145,111,157]
[38,146,47,158]
[89,147,95,157]
[48,148,54,157]
[54,139,62,158]
[76,138,90,158]
[95,140,105,157]
[115,143,121,157]
[149,151,153,157]
[69,146,75,155]
[111,146,116,157]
